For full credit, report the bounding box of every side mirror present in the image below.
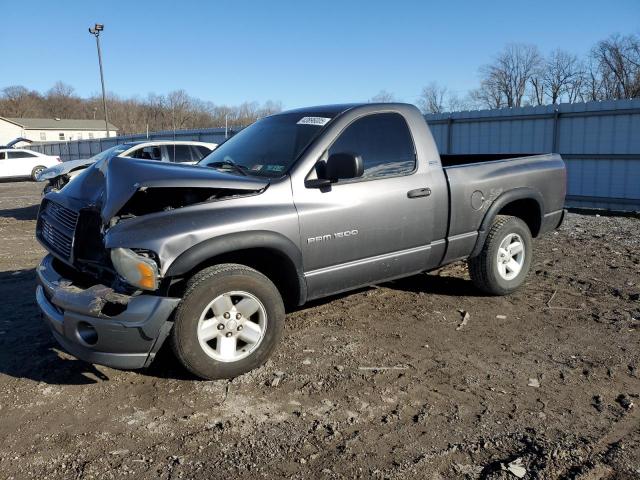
[305,152,364,188]
[325,152,364,181]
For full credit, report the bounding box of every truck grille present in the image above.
[44,201,78,230]
[37,200,78,261]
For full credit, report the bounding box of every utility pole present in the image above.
[88,23,110,138]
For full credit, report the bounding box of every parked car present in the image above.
[0,148,60,181]
[37,140,218,192]
[35,103,566,380]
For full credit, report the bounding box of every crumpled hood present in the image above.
[58,155,269,223]
[38,158,95,180]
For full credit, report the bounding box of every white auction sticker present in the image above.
[297,116,331,126]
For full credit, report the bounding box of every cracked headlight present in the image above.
[110,248,159,291]
[37,168,62,181]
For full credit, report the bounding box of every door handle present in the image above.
[407,187,431,198]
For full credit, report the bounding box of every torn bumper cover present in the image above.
[36,254,180,369]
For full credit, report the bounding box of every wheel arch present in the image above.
[165,231,307,308]
[470,187,544,258]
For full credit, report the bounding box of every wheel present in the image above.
[170,263,285,380]
[468,215,533,295]
[31,166,46,181]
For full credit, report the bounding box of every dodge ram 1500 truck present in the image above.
[35,103,566,380]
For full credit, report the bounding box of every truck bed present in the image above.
[437,153,566,265]
[440,153,540,167]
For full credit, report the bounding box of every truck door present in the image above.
[292,112,436,299]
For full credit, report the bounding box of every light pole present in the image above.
[88,23,110,138]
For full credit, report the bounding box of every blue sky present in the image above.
[1,0,639,109]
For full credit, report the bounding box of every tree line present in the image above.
[0,83,283,135]
[373,33,640,113]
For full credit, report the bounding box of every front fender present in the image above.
[165,230,303,276]
[164,230,307,305]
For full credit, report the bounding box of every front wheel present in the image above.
[468,215,533,295]
[171,263,285,380]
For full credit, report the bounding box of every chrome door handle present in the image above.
[407,187,431,198]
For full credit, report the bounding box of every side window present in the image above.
[8,151,37,159]
[192,145,211,160]
[0,152,5,160]
[167,145,193,163]
[328,113,415,180]
[59,133,65,140]
[129,146,161,160]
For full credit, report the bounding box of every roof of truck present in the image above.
[277,104,363,117]
[275,103,417,119]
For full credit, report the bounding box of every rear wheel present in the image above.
[171,263,285,380]
[31,165,46,181]
[468,215,532,295]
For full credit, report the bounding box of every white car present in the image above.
[0,148,61,181]
[38,140,218,192]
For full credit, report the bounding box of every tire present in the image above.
[31,166,46,181]
[171,263,285,380]
[468,215,533,296]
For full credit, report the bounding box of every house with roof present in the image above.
[0,117,118,145]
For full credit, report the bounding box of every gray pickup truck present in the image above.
[35,103,566,380]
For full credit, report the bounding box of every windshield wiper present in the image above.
[206,160,248,176]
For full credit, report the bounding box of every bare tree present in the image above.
[446,92,474,112]
[165,90,193,131]
[470,75,506,109]
[369,90,395,102]
[529,64,546,106]
[479,44,542,108]
[543,50,584,104]
[45,81,81,118]
[417,82,447,113]
[0,86,41,117]
[589,34,640,99]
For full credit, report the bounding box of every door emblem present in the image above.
[307,230,359,244]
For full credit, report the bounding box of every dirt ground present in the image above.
[0,180,638,480]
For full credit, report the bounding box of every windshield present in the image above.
[90,144,131,163]
[199,113,333,177]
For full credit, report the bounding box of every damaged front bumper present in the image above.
[36,254,180,369]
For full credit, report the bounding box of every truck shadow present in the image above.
[383,271,484,297]
[296,271,483,313]
[0,268,110,385]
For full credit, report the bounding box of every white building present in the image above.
[0,117,118,145]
